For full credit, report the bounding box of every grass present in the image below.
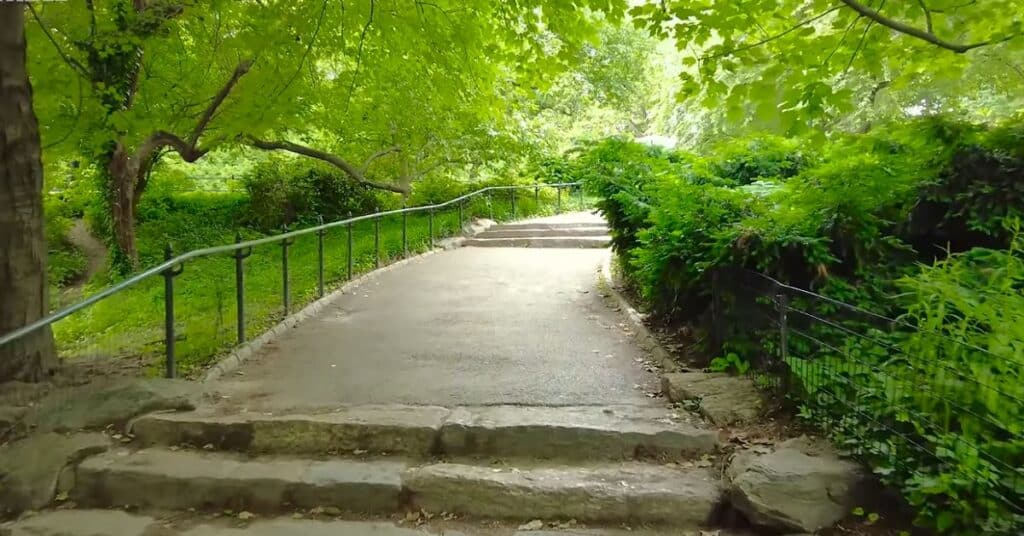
[53,188,589,377]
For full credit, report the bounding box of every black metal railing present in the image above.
[0,181,588,378]
[710,268,1024,533]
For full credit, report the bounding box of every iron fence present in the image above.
[711,268,1024,533]
[1,181,588,379]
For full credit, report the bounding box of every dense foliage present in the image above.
[565,115,1024,533]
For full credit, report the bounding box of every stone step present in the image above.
[404,462,724,526]
[130,405,719,460]
[73,448,405,514]
[463,236,610,248]
[2,508,736,535]
[491,222,608,231]
[477,227,610,239]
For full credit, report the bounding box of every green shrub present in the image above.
[243,158,380,232]
[707,134,813,185]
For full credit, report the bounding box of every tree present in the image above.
[28,0,627,272]
[0,4,58,383]
[632,0,1024,134]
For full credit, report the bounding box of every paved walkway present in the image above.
[217,213,659,410]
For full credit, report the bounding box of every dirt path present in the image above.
[66,219,108,285]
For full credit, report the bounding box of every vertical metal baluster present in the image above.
[316,216,325,298]
[534,179,540,206]
[374,214,381,269]
[488,191,494,220]
[457,200,463,229]
[428,207,434,245]
[556,185,562,214]
[402,203,408,258]
[347,212,354,281]
[281,227,293,315]
[511,188,517,219]
[578,183,584,209]
[162,244,183,379]
[778,291,790,392]
[233,233,252,345]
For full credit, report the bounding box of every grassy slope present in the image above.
[53,190,584,377]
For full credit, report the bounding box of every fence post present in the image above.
[488,190,494,220]
[162,244,183,379]
[534,179,540,206]
[428,207,434,245]
[457,200,463,230]
[710,269,722,357]
[556,185,562,214]
[777,290,790,391]
[346,212,354,281]
[578,183,584,209]
[511,188,517,219]
[402,203,408,258]
[316,216,325,298]
[233,233,252,345]
[281,227,293,315]
[374,214,381,268]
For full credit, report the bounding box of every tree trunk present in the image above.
[106,144,139,272]
[0,5,58,382]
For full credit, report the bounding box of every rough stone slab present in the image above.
[0,510,156,536]
[463,237,610,249]
[403,462,723,525]
[0,433,109,515]
[131,405,449,456]
[440,405,718,460]
[726,437,866,532]
[477,228,610,239]
[181,519,468,536]
[73,448,405,514]
[25,379,202,434]
[661,373,762,426]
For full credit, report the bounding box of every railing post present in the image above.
[556,185,562,214]
[511,188,517,219]
[578,183,584,209]
[534,179,540,206]
[346,212,354,281]
[488,190,494,220]
[428,207,434,245]
[233,233,252,345]
[281,227,294,315]
[374,214,381,269]
[316,216,325,298]
[402,202,408,258]
[457,200,463,230]
[162,244,183,379]
[777,290,790,390]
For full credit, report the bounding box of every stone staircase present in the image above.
[465,221,611,249]
[28,403,736,534]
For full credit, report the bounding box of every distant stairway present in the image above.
[465,221,611,248]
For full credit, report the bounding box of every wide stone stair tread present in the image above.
[74,448,406,513]
[463,236,610,248]
[1,509,744,535]
[489,222,608,231]
[404,462,723,526]
[476,227,610,238]
[130,404,719,460]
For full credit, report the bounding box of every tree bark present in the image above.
[0,5,59,382]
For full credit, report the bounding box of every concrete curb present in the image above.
[200,219,497,383]
[597,251,679,373]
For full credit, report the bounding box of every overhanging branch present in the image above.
[247,137,409,194]
[838,0,1014,53]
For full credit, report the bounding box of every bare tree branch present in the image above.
[359,145,402,174]
[838,0,1015,53]
[345,0,376,114]
[247,137,409,194]
[704,7,842,60]
[186,59,252,147]
[916,0,933,34]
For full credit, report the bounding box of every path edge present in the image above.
[597,251,679,373]
[200,219,496,383]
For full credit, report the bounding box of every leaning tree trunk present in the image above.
[0,5,58,383]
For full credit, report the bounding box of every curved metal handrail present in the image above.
[0,181,583,348]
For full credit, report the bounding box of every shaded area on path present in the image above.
[217,214,660,409]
